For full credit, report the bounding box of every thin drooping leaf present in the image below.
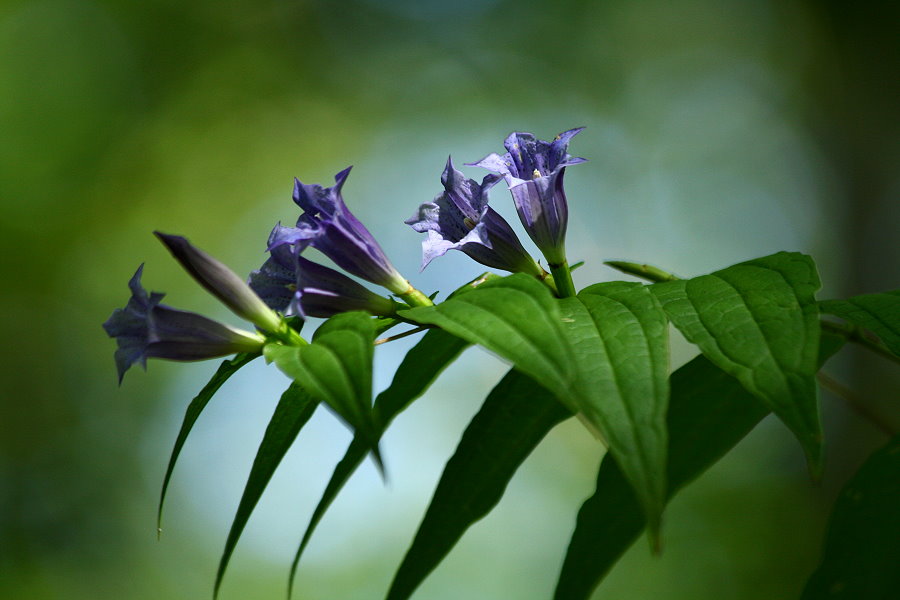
[651,252,824,475]
[264,312,380,465]
[158,352,258,534]
[554,332,846,600]
[561,281,670,539]
[287,329,469,596]
[801,434,900,600]
[214,382,319,598]
[820,290,900,356]
[386,369,571,600]
[401,275,671,534]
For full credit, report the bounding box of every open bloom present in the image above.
[269,167,410,295]
[103,266,265,382]
[405,158,543,276]
[155,232,283,333]
[470,128,586,265]
[249,225,400,318]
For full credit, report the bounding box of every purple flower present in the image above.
[270,167,410,295]
[405,158,543,276]
[103,266,265,382]
[470,128,586,265]
[155,232,283,333]
[249,225,400,318]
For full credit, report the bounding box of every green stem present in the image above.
[549,261,577,298]
[398,285,434,308]
[821,319,900,367]
[604,261,680,283]
[817,371,897,436]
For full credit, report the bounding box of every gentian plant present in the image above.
[105,129,900,599]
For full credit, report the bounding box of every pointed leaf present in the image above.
[386,370,571,600]
[214,382,318,598]
[563,281,670,537]
[820,290,900,356]
[651,252,824,474]
[398,274,573,405]
[554,332,845,600]
[158,352,258,534]
[801,434,900,599]
[265,312,379,459]
[287,329,469,595]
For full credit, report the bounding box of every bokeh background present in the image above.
[1,1,897,598]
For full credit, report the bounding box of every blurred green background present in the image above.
[1,0,897,598]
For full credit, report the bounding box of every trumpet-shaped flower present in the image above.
[249,225,400,318]
[470,128,586,265]
[405,158,543,276]
[269,167,410,295]
[103,266,265,382]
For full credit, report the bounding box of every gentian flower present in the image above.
[249,225,401,318]
[470,128,586,266]
[270,167,411,296]
[155,232,283,334]
[103,265,265,382]
[405,157,544,277]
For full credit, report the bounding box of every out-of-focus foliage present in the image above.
[1,1,897,599]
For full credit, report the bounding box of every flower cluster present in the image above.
[105,128,583,377]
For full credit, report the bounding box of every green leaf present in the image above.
[562,281,670,538]
[554,332,846,600]
[157,352,258,535]
[401,275,671,533]
[820,290,900,356]
[398,274,573,405]
[801,434,900,599]
[214,382,318,599]
[651,251,824,475]
[386,369,571,600]
[287,329,469,596]
[264,312,380,464]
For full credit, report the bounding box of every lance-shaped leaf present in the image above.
[554,332,845,600]
[801,434,900,600]
[287,329,469,596]
[386,369,571,600]
[562,281,670,539]
[651,252,824,475]
[820,290,900,356]
[158,352,257,534]
[400,275,670,535]
[214,382,319,598]
[264,312,380,465]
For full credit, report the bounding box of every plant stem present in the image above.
[374,326,428,346]
[549,260,577,298]
[398,284,434,308]
[817,371,897,436]
[604,261,680,283]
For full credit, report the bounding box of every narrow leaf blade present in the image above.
[214,383,318,598]
[565,281,670,538]
[157,352,257,534]
[801,434,900,599]
[386,370,571,600]
[554,332,845,600]
[651,251,824,474]
[288,329,469,595]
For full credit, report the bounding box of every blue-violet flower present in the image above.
[405,157,543,276]
[103,265,265,382]
[470,128,586,266]
[269,167,411,295]
[249,225,400,318]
